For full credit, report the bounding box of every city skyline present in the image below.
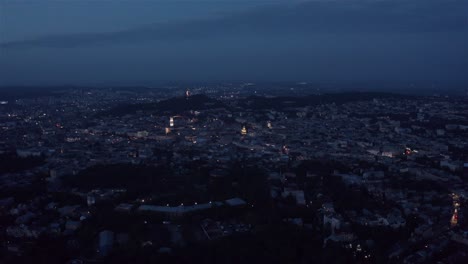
[1,0,468,263]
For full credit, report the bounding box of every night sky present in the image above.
[0,0,467,86]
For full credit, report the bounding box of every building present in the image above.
[169,117,174,127]
[99,230,114,256]
[241,126,247,136]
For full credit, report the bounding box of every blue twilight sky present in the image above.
[0,0,467,86]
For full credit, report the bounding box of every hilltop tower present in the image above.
[170,117,174,127]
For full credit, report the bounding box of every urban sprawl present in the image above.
[1,84,467,263]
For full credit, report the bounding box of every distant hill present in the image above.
[238,92,409,110]
[102,94,225,116]
[100,92,411,117]
[0,86,65,100]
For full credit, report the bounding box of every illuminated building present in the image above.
[170,117,174,127]
[267,121,272,129]
[404,148,412,155]
[241,126,247,136]
[185,89,191,98]
[451,209,458,227]
[451,193,460,227]
[165,127,171,134]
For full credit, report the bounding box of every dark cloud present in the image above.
[1,0,466,49]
